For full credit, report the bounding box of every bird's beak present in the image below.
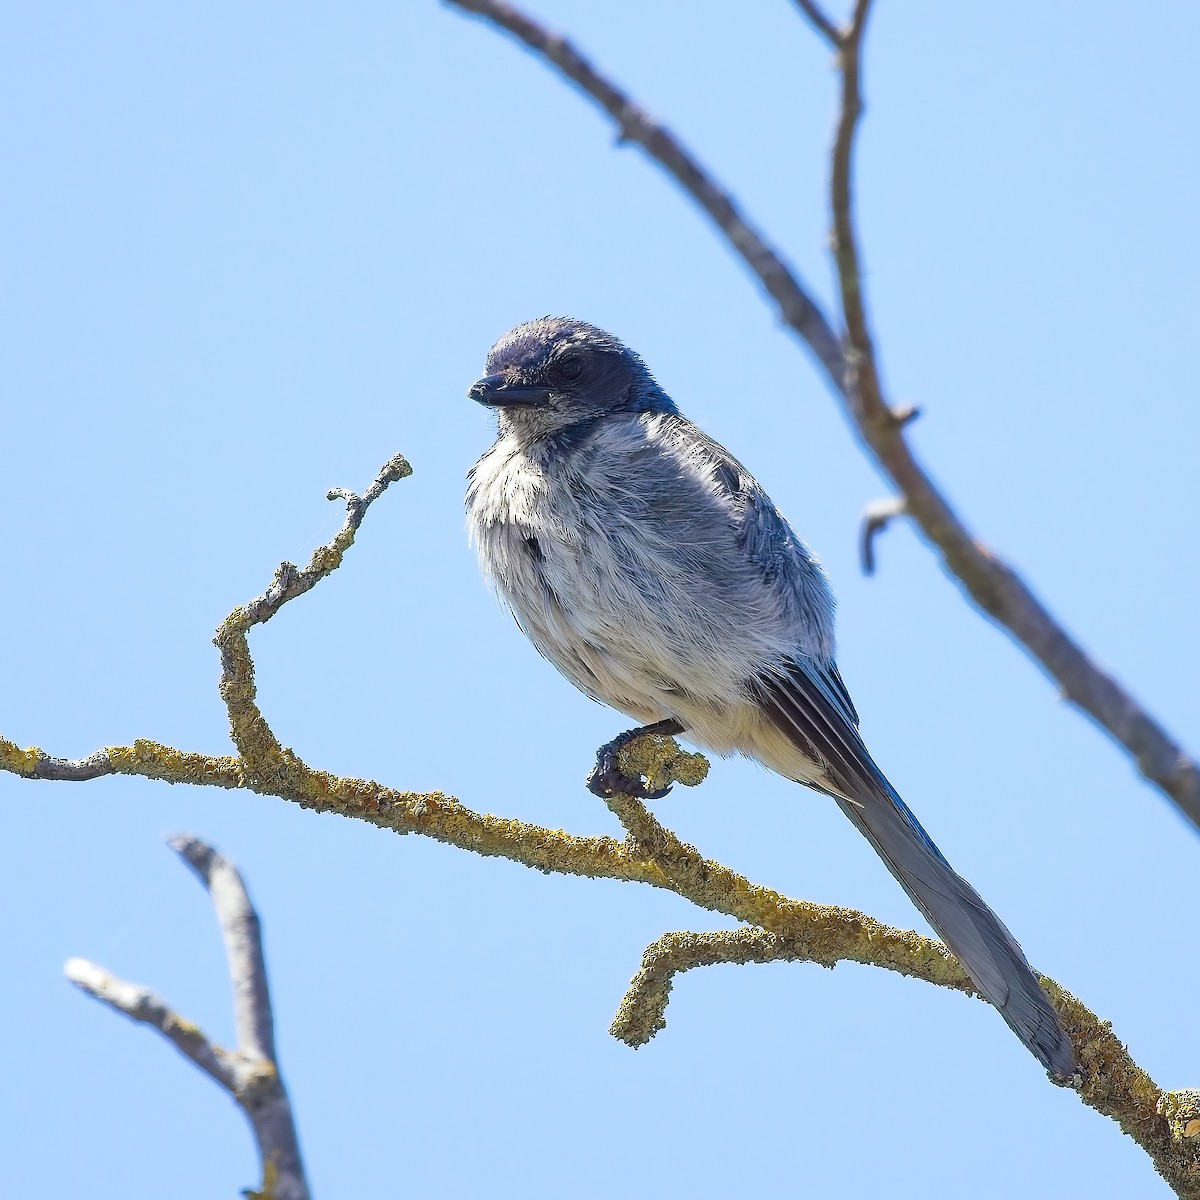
[468,373,552,408]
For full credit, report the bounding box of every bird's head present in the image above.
[468,317,675,439]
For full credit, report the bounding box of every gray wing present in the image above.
[659,416,840,663]
[751,658,1075,1077]
[625,418,1073,1073]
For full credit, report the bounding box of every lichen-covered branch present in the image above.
[66,836,310,1200]
[605,925,1200,1194]
[0,730,673,884]
[214,451,411,780]
[0,739,244,786]
[600,745,1198,1191]
[610,928,848,1047]
[601,771,964,991]
[443,0,1200,832]
[1043,981,1200,1196]
[7,454,1198,1193]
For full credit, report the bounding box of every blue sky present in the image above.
[2,3,1197,1196]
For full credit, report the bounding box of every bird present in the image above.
[464,315,1076,1079]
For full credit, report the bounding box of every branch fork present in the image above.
[67,835,310,1200]
[446,0,1200,829]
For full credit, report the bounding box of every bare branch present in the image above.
[790,0,843,48]
[446,0,845,389]
[64,957,240,1092]
[168,835,276,1064]
[829,0,886,443]
[859,495,906,575]
[444,0,1200,831]
[825,2,1199,825]
[67,838,310,1200]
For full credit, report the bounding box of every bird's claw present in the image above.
[586,721,707,800]
[587,769,673,800]
[587,731,674,800]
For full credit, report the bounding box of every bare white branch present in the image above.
[168,834,275,1063]
[67,837,311,1200]
[64,957,239,1092]
[30,750,115,781]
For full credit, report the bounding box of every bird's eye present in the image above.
[557,355,584,382]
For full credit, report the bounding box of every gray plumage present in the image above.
[465,316,1075,1079]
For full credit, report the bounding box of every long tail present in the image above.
[833,781,1075,1078]
[753,663,1076,1078]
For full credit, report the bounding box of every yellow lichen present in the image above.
[616,733,710,794]
[106,741,244,788]
[243,1156,279,1200]
[1160,1091,1200,1141]
[0,737,41,777]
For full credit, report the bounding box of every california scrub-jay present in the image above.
[465,316,1075,1078]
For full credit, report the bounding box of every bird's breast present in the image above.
[466,434,777,728]
[467,441,582,593]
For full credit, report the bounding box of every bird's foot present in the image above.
[588,729,674,800]
[587,720,707,800]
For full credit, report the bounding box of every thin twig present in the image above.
[859,495,906,575]
[3,458,411,789]
[214,454,411,785]
[790,0,843,48]
[830,0,879,430]
[610,928,835,1047]
[65,958,240,1092]
[66,837,311,1200]
[239,451,412,630]
[446,0,845,388]
[443,0,1200,831]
